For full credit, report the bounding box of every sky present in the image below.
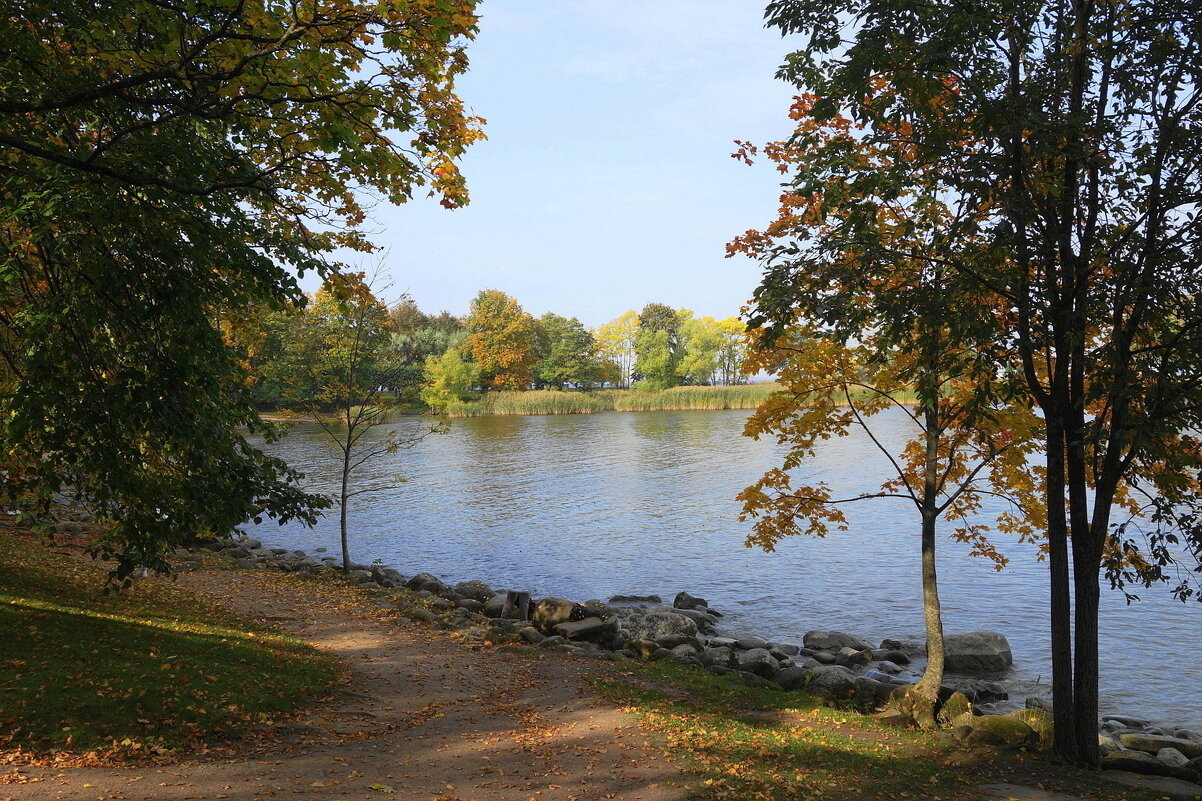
[326,1,801,329]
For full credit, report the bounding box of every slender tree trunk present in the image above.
[340,434,352,573]
[912,376,945,728]
[1072,537,1101,765]
[1044,414,1078,761]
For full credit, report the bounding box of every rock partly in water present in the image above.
[943,631,1013,674]
[804,630,875,653]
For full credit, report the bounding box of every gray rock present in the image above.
[804,630,874,652]
[405,572,441,590]
[1103,714,1151,728]
[773,644,800,656]
[811,650,837,665]
[608,594,661,604]
[456,598,484,613]
[673,591,708,610]
[347,569,374,584]
[670,644,700,660]
[869,660,904,675]
[1103,749,1186,778]
[482,595,507,618]
[671,608,719,629]
[1120,733,1202,760]
[654,633,703,651]
[429,597,454,612]
[1159,748,1191,768]
[269,547,289,555]
[791,656,820,670]
[879,638,926,658]
[1025,696,1053,713]
[737,637,769,650]
[943,631,1012,673]
[835,647,872,668]
[555,617,621,642]
[621,611,698,641]
[453,580,495,603]
[418,579,448,594]
[734,648,778,678]
[807,665,856,698]
[1175,730,1202,744]
[538,635,567,648]
[581,599,615,619]
[943,678,1009,704]
[774,666,812,691]
[1099,734,1124,756]
[707,636,738,648]
[852,676,894,709]
[698,647,735,669]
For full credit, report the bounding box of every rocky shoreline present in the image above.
[195,536,1202,790]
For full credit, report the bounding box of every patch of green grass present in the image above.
[592,661,1168,801]
[591,660,963,800]
[0,530,341,756]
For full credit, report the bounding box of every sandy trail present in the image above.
[3,569,688,801]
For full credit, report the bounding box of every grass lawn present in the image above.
[0,528,341,758]
[593,660,1170,801]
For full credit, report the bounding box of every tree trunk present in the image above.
[912,393,945,728]
[340,438,352,573]
[1044,415,1078,761]
[914,507,945,726]
[1072,539,1101,766]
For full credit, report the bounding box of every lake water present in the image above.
[249,408,1201,730]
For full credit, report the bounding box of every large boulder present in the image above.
[1103,750,1192,779]
[968,714,1036,747]
[620,611,698,641]
[943,631,1013,673]
[531,598,579,634]
[673,591,708,610]
[1119,733,1202,760]
[734,648,778,678]
[806,665,856,699]
[804,631,874,652]
[698,646,735,669]
[774,666,813,691]
[452,580,495,603]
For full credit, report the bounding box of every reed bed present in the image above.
[443,384,779,417]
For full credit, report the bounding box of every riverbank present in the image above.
[5,530,1197,799]
[200,536,1202,794]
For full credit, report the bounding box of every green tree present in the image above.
[763,0,1202,763]
[421,347,480,412]
[464,290,538,390]
[534,313,598,389]
[0,0,482,581]
[296,274,440,572]
[633,303,683,389]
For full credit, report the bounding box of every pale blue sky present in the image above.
[333,1,800,329]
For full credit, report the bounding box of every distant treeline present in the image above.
[224,283,751,414]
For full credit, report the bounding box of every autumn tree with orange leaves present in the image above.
[465,289,539,390]
[730,94,1043,720]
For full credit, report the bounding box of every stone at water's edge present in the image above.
[531,597,578,634]
[803,630,875,653]
[943,631,1013,673]
[1120,733,1202,760]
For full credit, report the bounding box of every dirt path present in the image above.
[4,570,689,801]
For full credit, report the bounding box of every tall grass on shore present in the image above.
[444,384,779,417]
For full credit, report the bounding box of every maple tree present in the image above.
[761,0,1202,763]
[0,0,482,580]
[731,103,1041,716]
[464,289,539,390]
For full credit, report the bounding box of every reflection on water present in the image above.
[250,407,1201,728]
